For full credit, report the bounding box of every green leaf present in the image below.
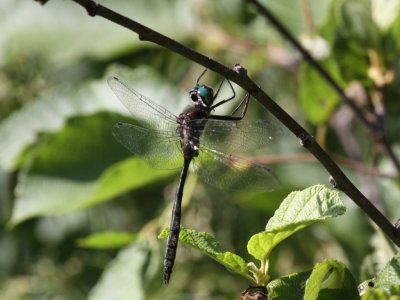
[89,157,174,204]
[299,59,343,125]
[338,0,381,49]
[262,1,331,37]
[388,9,400,51]
[159,227,249,278]
[266,185,345,230]
[87,241,159,300]
[77,231,137,249]
[268,262,359,300]
[247,185,345,261]
[0,84,101,171]
[304,259,359,300]
[268,271,312,300]
[361,288,392,300]
[374,254,400,294]
[9,113,175,226]
[318,2,372,86]
[371,0,400,31]
[0,65,184,171]
[2,0,196,65]
[247,232,276,261]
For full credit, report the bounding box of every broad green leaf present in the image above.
[299,59,343,125]
[361,288,393,300]
[360,249,392,283]
[77,231,137,249]
[374,254,400,294]
[247,185,345,261]
[87,241,159,300]
[318,1,371,85]
[268,271,311,300]
[266,185,345,231]
[0,84,102,171]
[159,227,249,277]
[247,232,276,261]
[9,113,175,226]
[262,0,331,37]
[371,0,400,31]
[388,10,400,51]
[304,259,358,300]
[338,0,381,49]
[1,0,196,66]
[86,155,176,208]
[0,65,184,171]
[391,286,400,295]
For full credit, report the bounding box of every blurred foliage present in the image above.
[1,0,400,299]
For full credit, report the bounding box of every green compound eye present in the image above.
[197,85,214,104]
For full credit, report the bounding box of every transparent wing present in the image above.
[113,122,183,170]
[193,144,279,191]
[193,119,281,154]
[108,76,177,132]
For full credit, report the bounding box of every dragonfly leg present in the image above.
[213,78,225,100]
[209,80,251,120]
[230,92,251,119]
[210,78,236,110]
[206,93,251,121]
[196,69,208,84]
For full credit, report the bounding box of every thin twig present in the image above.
[246,0,400,173]
[34,0,400,246]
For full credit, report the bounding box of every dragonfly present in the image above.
[108,70,279,284]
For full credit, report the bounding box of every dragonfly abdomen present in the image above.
[164,158,191,284]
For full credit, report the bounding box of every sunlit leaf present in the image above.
[159,227,248,277]
[262,1,331,36]
[374,254,400,294]
[247,185,345,261]
[299,59,343,125]
[371,0,400,31]
[77,231,137,249]
[1,0,196,65]
[87,241,159,300]
[247,232,276,261]
[0,84,100,171]
[304,259,358,299]
[338,0,381,49]
[9,113,175,226]
[265,185,345,230]
[268,271,311,300]
[0,65,183,171]
[361,288,392,300]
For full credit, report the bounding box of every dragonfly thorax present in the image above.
[177,108,208,160]
[189,84,214,108]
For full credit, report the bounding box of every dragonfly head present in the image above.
[189,84,214,108]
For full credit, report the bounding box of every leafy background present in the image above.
[1,0,400,299]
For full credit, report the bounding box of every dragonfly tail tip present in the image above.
[163,272,171,285]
